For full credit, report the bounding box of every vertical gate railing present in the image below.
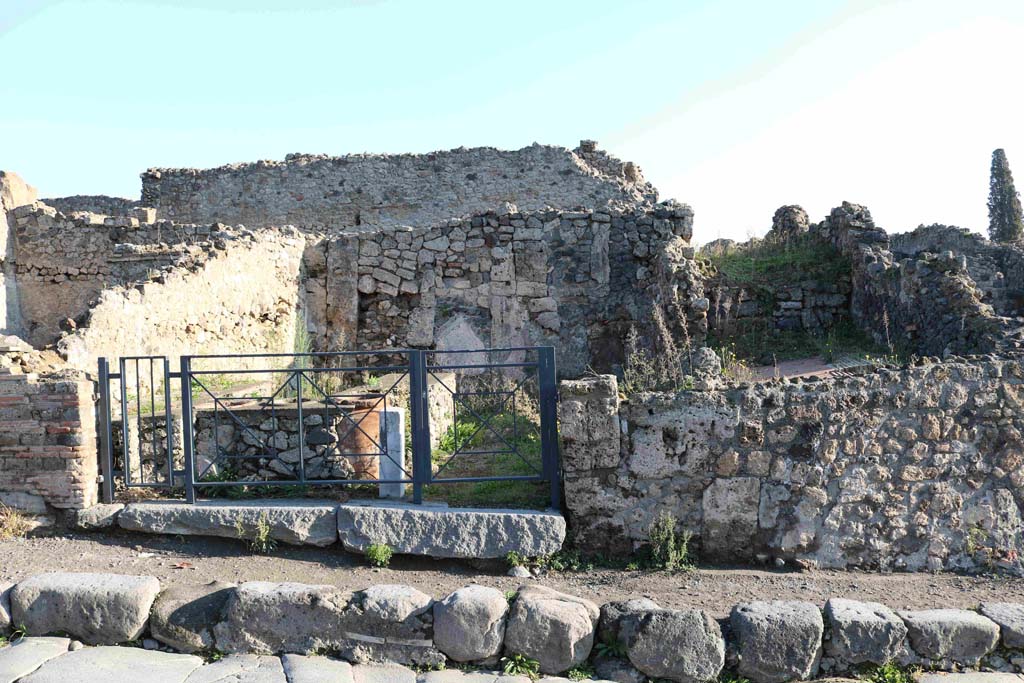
[98,346,561,508]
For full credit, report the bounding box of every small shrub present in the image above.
[0,505,32,541]
[868,661,917,683]
[504,590,518,604]
[235,512,277,554]
[501,653,541,680]
[366,543,393,568]
[595,638,628,659]
[506,550,526,568]
[719,672,751,683]
[647,511,694,571]
[566,661,596,680]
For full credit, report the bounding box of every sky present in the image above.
[1,0,1023,243]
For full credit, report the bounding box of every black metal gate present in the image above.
[98,346,560,508]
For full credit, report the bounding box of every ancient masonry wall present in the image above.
[708,276,852,338]
[814,202,1001,357]
[140,142,658,229]
[0,171,38,337]
[57,227,306,373]
[40,194,140,217]
[0,366,97,511]
[560,358,1024,573]
[301,204,706,377]
[8,203,230,347]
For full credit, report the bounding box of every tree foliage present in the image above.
[988,148,1024,243]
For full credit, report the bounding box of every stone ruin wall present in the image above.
[297,204,706,378]
[41,194,140,217]
[139,142,657,229]
[561,357,1024,574]
[56,226,306,374]
[707,276,852,339]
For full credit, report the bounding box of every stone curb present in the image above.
[3,574,1024,680]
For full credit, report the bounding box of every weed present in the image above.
[235,512,277,554]
[197,648,225,663]
[366,543,394,568]
[0,624,27,647]
[718,672,751,683]
[501,653,541,680]
[646,511,694,571]
[622,296,694,395]
[566,662,596,680]
[505,549,593,573]
[506,550,527,568]
[595,639,629,659]
[867,661,917,683]
[504,590,518,604]
[0,504,32,541]
[716,343,753,382]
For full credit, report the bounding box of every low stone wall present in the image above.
[4,572,1024,681]
[56,226,306,373]
[0,361,97,511]
[559,358,1024,573]
[708,277,851,337]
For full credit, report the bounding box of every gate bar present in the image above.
[538,346,561,510]
[98,357,115,504]
[180,356,196,503]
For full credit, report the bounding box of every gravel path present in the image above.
[3,529,1024,618]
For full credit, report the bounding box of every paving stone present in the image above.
[979,603,1024,650]
[597,598,660,647]
[0,582,11,632]
[824,598,907,668]
[917,675,1024,683]
[340,584,444,667]
[184,654,285,682]
[280,654,354,683]
[504,584,599,675]
[899,609,999,665]
[11,572,160,645]
[626,608,725,683]
[351,663,417,683]
[17,646,202,683]
[151,580,236,652]
[433,585,508,662]
[118,501,338,547]
[337,502,565,559]
[70,503,124,530]
[731,601,823,683]
[0,637,70,683]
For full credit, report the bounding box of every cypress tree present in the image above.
[988,148,1024,243]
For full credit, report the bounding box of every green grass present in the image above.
[703,233,851,288]
[707,319,887,365]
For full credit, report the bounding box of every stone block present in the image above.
[151,580,236,653]
[0,581,11,632]
[350,663,417,683]
[0,637,70,683]
[118,501,338,547]
[184,654,284,682]
[899,609,999,665]
[70,503,123,530]
[597,598,660,647]
[504,584,599,675]
[11,572,161,645]
[731,601,823,683]
[702,477,760,562]
[824,598,907,669]
[626,608,725,683]
[337,502,565,559]
[979,602,1024,650]
[281,654,354,683]
[16,646,202,683]
[433,585,508,662]
[339,584,443,667]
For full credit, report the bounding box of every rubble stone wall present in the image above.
[708,277,851,337]
[560,359,1024,574]
[0,367,97,511]
[140,142,658,229]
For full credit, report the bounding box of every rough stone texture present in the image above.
[0,637,70,683]
[184,654,285,683]
[504,585,600,675]
[280,654,354,683]
[561,359,1024,573]
[337,503,566,559]
[433,585,508,662]
[141,143,657,230]
[350,663,417,683]
[730,601,823,683]
[70,503,124,530]
[597,598,660,648]
[213,581,351,654]
[11,572,161,645]
[899,609,999,665]
[339,584,444,667]
[626,608,725,683]
[118,501,338,547]
[17,646,202,683]
[823,598,907,669]
[150,580,236,653]
[702,477,761,562]
[769,205,810,240]
[979,602,1024,650]
[0,581,11,632]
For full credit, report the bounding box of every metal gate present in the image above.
[98,347,560,508]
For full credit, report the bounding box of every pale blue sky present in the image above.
[2,0,1023,241]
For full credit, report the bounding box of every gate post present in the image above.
[180,356,197,504]
[97,357,115,504]
[537,346,561,510]
[408,350,431,504]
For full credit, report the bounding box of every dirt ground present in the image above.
[3,528,1023,619]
